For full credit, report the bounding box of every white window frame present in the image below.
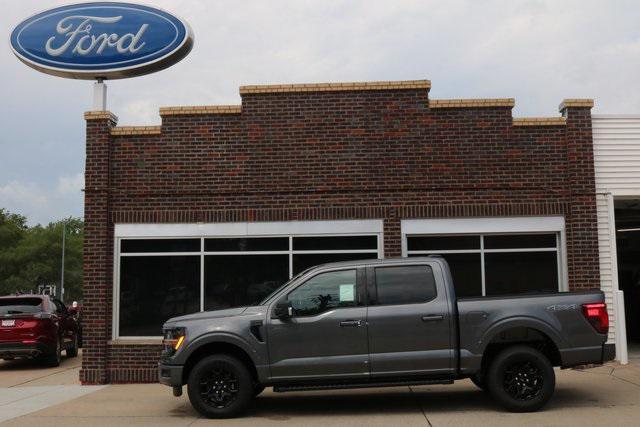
[401,216,568,296]
[113,220,384,339]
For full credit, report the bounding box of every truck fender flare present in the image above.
[181,332,263,367]
[478,316,567,353]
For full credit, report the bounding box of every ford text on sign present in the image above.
[10,2,193,79]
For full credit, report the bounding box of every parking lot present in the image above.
[1,351,640,426]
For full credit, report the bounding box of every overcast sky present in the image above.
[1,0,640,225]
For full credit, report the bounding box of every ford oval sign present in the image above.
[10,2,194,79]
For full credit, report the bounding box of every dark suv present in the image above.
[0,295,79,366]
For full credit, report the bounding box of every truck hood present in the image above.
[164,307,248,326]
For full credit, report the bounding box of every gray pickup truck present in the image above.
[159,257,615,418]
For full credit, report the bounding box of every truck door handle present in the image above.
[421,315,444,322]
[340,320,363,327]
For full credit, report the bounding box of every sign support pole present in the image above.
[92,79,107,111]
[60,220,66,302]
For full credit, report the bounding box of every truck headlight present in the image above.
[162,327,186,356]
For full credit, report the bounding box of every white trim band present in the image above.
[115,219,384,238]
[402,216,565,235]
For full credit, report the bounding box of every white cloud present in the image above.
[56,173,84,196]
[0,175,84,225]
[0,181,48,209]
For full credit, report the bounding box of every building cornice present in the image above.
[159,105,242,116]
[239,80,431,95]
[110,126,162,136]
[513,117,567,126]
[84,111,118,122]
[429,98,515,108]
[558,99,594,111]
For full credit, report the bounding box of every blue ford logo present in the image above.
[10,2,194,79]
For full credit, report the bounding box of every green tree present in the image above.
[0,211,83,302]
[0,209,28,287]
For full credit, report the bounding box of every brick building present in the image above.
[80,79,599,384]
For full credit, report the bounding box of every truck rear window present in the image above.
[374,265,437,305]
[0,298,43,315]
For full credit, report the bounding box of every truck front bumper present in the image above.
[158,362,184,387]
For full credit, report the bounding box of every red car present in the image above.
[0,295,79,366]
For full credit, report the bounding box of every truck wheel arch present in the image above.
[478,318,565,369]
[181,335,260,386]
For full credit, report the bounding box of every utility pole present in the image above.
[60,220,66,302]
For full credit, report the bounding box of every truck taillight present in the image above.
[582,303,609,335]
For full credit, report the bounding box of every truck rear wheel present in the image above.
[187,354,254,418]
[470,373,487,391]
[486,345,555,412]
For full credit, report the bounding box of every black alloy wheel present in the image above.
[199,364,240,408]
[487,345,555,412]
[187,354,254,418]
[503,361,544,401]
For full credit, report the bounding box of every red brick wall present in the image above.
[81,87,598,384]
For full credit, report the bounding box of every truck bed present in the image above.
[456,290,608,374]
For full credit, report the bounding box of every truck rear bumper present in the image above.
[158,362,183,387]
[603,343,615,362]
[561,343,616,367]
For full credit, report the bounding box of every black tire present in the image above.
[486,345,555,412]
[187,354,254,418]
[470,373,487,391]
[43,338,61,367]
[253,384,266,397]
[67,334,79,358]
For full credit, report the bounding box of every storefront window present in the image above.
[485,251,558,296]
[119,255,200,336]
[117,233,380,336]
[292,253,373,275]
[204,255,289,310]
[406,233,560,297]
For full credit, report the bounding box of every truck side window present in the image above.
[286,269,357,316]
[373,265,436,305]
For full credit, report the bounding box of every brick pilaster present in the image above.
[560,100,600,290]
[80,111,117,384]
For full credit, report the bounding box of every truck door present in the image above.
[366,263,454,377]
[267,267,369,381]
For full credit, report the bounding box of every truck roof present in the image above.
[306,256,442,271]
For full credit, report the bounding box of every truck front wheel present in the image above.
[187,354,254,418]
[486,345,555,412]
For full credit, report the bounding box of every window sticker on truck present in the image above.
[339,284,355,302]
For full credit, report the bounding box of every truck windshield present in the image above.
[0,298,43,315]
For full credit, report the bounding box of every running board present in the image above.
[273,378,453,393]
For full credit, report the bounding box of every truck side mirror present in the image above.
[274,301,293,319]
